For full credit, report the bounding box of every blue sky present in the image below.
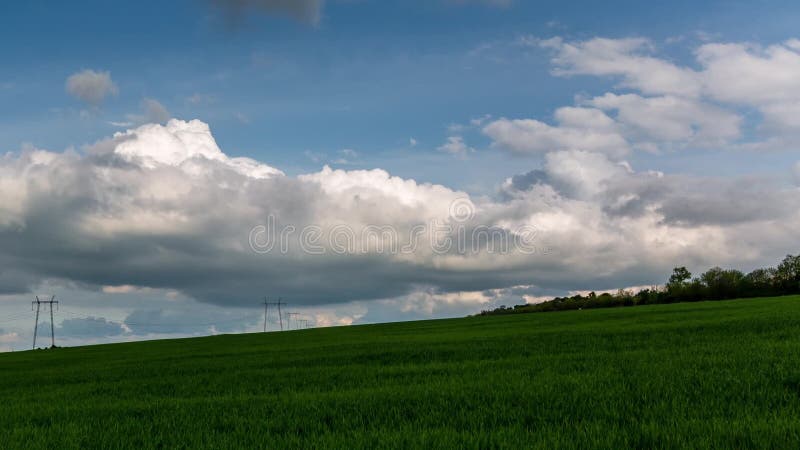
[1,0,800,350]
[3,0,800,189]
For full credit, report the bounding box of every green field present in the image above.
[3,296,800,448]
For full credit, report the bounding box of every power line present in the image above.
[59,308,254,328]
[0,312,36,324]
[16,299,316,350]
[286,312,300,330]
[262,299,274,332]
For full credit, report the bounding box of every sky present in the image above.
[1,0,800,351]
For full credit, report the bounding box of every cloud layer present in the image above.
[0,116,797,312]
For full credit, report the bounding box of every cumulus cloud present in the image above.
[483,96,741,157]
[484,36,800,157]
[103,119,283,177]
[695,41,800,105]
[542,37,800,108]
[539,37,703,97]
[0,119,483,306]
[587,93,741,148]
[210,0,324,25]
[537,36,800,140]
[483,107,629,158]
[65,70,118,105]
[0,118,796,314]
[695,40,800,138]
[503,150,799,227]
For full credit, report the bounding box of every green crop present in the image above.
[3,296,800,449]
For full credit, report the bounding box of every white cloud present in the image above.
[542,149,631,198]
[102,118,283,178]
[298,164,464,221]
[102,285,159,294]
[696,41,800,105]
[65,70,118,105]
[539,37,703,97]
[483,107,629,158]
[0,119,796,317]
[108,121,134,128]
[539,36,800,139]
[587,93,741,147]
[759,102,800,133]
[544,37,800,109]
[438,136,475,157]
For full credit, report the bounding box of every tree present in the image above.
[482,250,800,316]
[746,268,775,286]
[700,267,744,299]
[776,255,800,293]
[666,267,693,300]
[668,267,692,285]
[744,267,777,296]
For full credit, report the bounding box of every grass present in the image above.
[3,296,800,448]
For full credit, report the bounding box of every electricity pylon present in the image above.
[32,296,58,349]
[263,298,287,331]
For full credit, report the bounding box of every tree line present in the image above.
[480,253,800,315]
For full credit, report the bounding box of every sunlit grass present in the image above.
[2,296,800,448]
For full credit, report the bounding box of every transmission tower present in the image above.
[32,295,58,349]
[263,298,287,331]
